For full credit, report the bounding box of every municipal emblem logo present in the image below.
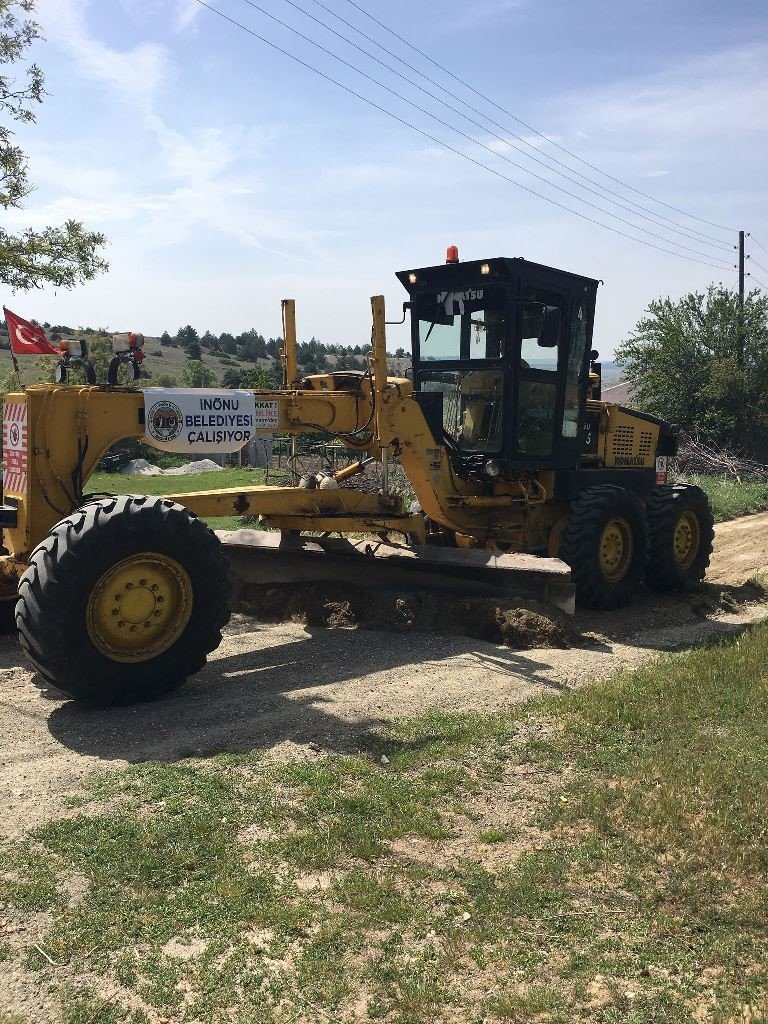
[147,400,183,444]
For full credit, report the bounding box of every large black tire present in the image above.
[645,484,714,592]
[16,496,231,705]
[559,485,649,610]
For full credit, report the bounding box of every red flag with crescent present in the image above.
[3,307,58,356]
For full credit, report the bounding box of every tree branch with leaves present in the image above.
[0,0,108,290]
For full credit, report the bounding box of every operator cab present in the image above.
[396,251,599,479]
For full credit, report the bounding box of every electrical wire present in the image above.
[749,236,768,257]
[748,255,768,276]
[749,273,768,291]
[213,0,731,269]
[340,0,735,235]
[279,0,731,253]
[305,0,732,251]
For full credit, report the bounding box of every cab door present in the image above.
[510,273,593,470]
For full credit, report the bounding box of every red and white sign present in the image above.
[3,402,28,496]
[655,456,668,485]
[3,307,58,356]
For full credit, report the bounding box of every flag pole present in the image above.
[3,308,23,388]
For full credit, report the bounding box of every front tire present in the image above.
[16,496,231,705]
[645,484,714,592]
[559,485,649,610]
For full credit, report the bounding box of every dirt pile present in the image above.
[235,581,578,649]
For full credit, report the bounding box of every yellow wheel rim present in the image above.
[673,510,700,569]
[599,517,633,582]
[86,553,193,664]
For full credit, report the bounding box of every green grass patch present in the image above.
[4,625,768,1020]
[684,473,768,522]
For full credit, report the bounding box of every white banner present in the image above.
[142,389,258,453]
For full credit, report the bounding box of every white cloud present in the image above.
[30,0,323,259]
[174,0,203,32]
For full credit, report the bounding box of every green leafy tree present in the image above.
[186,339,202,361]
[181,358,217,388]
[616,285,768,458]
[240,366,275,389]
[160,331,173,347]
[1,1,107,289]
[219,332,237,355]
[153,372,179,388]
[200,330,216,349]
[175,325,198,349]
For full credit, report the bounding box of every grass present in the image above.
[684,473,768,522]
[86,467,267,530]
[4,623,768,1021]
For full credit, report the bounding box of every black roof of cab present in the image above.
[396,257,600,294]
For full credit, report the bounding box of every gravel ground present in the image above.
[0,514,767,843]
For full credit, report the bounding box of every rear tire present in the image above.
[559,485,648,610]
[16,496,231,705]
[645,484,714,592]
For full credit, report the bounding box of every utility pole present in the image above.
[737,230,745,368]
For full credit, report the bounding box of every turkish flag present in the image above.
[3,307,59,356]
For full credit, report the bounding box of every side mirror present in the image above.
[538,305,561,348]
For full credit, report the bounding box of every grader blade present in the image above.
[217,531,576,615]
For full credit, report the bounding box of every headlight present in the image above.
[484,459,501,477]
[408,272,418,284]
[480,263,491,275]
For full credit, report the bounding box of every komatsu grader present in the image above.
[0,251,713,704]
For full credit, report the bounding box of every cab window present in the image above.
[415,286,506,361]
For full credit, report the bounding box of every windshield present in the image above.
[415,286,506,361]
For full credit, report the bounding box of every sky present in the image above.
[4,0,768,357]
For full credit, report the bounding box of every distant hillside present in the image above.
[0,323,411,386]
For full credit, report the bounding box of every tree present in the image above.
[160,331,173,347]
[200,330,216,349]
[186,339,202,361]
[153,373,179,388]
[181,359,217,388]
[616,285,768,458]
[220,367,243,389]
[240,366,275,389]
[175,325,199,349]
[219,332,237,355]
[1,2,107,290]
[395,347,406,358]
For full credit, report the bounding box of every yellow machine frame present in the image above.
[0,296,661,601]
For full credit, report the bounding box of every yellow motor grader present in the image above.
[0,252,713,704]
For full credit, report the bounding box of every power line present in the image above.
[193,1,730,270]
[340,0,736,236]
[299,0,731,252]
[230,0,732,267]
[748,255,768,276]
[749,273,768,291]
[750,236,768,257]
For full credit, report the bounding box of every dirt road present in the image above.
[1,513,767,840]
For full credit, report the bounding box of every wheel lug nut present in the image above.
[111,609,119,616]
[157,597,164,604]
[139,579,147,587]
[153,611,161,617]
[151,584,159,592]
[126,583,134,591]
[144,622,151,629]
[130,625,138,632]
[118,621,125,628]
